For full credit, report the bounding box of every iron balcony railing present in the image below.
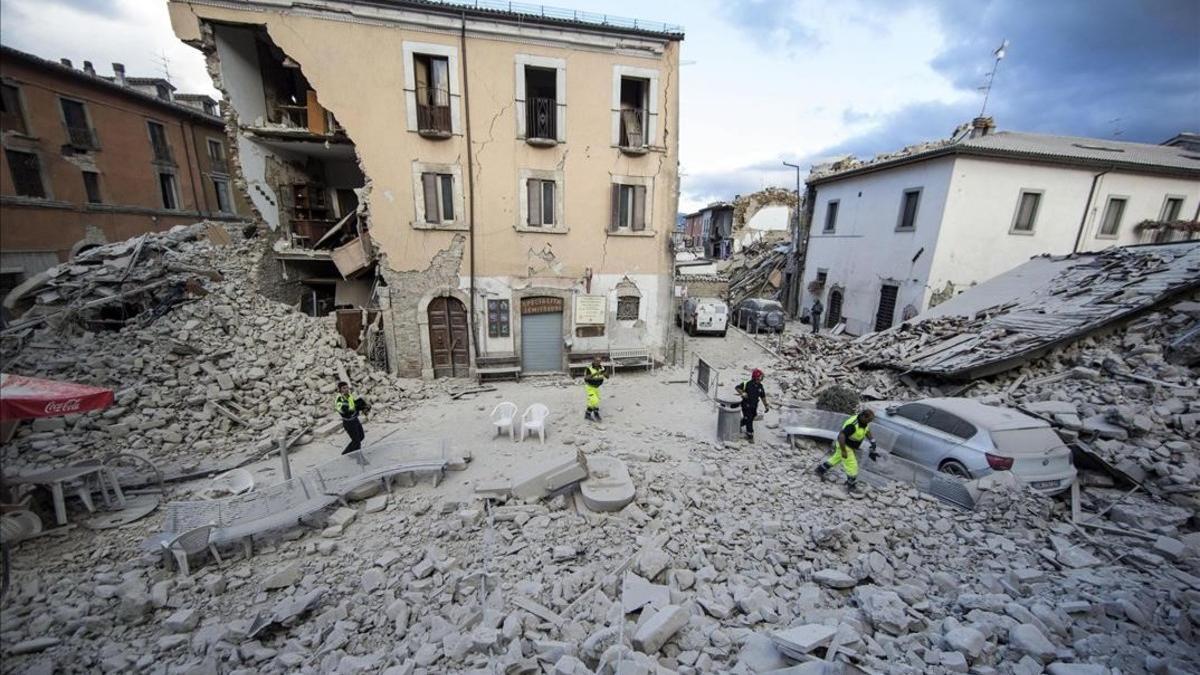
[65,125,99,150]
[525,97,557,140]
[416,86,452,135]
[151,139,173,162]
[619,107,647,148]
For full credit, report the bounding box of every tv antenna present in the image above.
[978,39,1008,118]
[153,49,173,85]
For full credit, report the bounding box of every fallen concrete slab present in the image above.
[579,455,635,512]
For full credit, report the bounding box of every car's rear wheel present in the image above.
[939,460,971,479]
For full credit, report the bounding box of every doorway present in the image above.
[825,288,844,328]
[874,284,899,332]
[428,296,469,378]
[520,296,564,373]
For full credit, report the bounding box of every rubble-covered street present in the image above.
[1,223,1197,675]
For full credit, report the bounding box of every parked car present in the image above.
[678,297,728,336]
[733,298,786,333]
[866,397,1076,494]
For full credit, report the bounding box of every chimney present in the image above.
[83,61,96,76]
[60,58,73,68]
[969,116,996,138]
[112,63,126,86]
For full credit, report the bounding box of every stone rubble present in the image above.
[1,223,433,475]
[0,226,1197,675]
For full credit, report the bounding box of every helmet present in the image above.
[751,368,764,379]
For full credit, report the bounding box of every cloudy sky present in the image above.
[4,0,1196,211]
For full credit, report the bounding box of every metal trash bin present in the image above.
[716,397,742,442]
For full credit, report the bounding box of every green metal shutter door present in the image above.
[521,312,562,373]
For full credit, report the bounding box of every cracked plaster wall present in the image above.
[170,1,679,373]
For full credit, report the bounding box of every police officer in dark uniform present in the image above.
[735,368,770,442]
[335,381,371,454]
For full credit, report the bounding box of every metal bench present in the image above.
[568,352,612,376]
[609,348,654,373]
[475,355,522,384]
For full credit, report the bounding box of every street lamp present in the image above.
[782,161,802,313]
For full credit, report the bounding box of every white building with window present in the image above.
[798,124,1200,336]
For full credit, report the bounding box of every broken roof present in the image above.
[864,241,1200,380]
[809,130,1200,184]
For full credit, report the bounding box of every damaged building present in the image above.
[796,119,1200,336]
[168,0,683,378]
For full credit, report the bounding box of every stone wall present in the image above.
[379,235,466,377]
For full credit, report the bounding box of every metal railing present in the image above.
[65,125,98,149]
[433,0,683,35]
[151,140,172,162]
[618,107,647,148]
[525,97,556,140]
[416,86,452,134]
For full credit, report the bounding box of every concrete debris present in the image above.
[1,223,430,475]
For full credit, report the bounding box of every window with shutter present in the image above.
[422,173,440,222]
[632,185,646,231]
[609,184,620,232]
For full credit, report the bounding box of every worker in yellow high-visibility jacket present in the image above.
[583,357,606,421]
[816,409,876,491]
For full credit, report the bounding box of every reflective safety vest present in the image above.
[840,414,869,448]
[335,394,360,419]
[584,365,605,387]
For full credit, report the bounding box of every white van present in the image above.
[679,297,729,337]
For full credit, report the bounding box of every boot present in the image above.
[846,476,859,493]
[594,409,602,422]
[815,462,829,478]
[585,409,594,421]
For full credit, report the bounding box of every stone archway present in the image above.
[417,288,475,379]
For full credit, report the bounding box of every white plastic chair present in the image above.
[201,469,255,500]
[160,523,222,577]
[519,404,550,444]
[491,402,518,441]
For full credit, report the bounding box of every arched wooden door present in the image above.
[428,296,469,378]
[825,288,844,328]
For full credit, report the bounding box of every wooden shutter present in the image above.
[632,185,646,231]
[527,179,541,226]
[542,181,555,226]
[422,173,439,222]
[609,184,620,232]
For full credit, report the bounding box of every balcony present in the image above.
[618,107,648,155]
[416,86,452,139]
[65,125,99,150]
[525,97,557,146]
[151,140,173,163]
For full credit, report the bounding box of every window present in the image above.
[207,138,227,174]
[1098,197,1126,237]
[823,200,839,233]
[421,172,455,223]
[618,76,649,147]
[1010,190,1042,233]
[155,83,171,101]
[413,53,451,134]
[896,189,921,230]
[5,150,45,198]
[617,296,640,321]
[524,66,557,140]
[487,299,510,338]
[202,100,216,116]
[893,402,934,424]
[815,270,828,286]
[1,83,27,134]
[923,409,977,439]
[527,179,556,227]
[610,183,647,231]
[60,98,96,149]
[158,172,178,210]
[82,171,102,204]
[213,178,232,213]
[1161,196,1184,222]
[147,121,171,162]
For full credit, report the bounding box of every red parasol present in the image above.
[0,373,114,421]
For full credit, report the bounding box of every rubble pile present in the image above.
[724,240,788,307]
[0,223,421,474]
[3,432,1197,674]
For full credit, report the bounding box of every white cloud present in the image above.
[1,0,217,97]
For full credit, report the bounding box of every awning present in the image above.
[0,373,114,421]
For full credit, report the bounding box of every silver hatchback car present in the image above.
[867,398,1077,495]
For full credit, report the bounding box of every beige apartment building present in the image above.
[168,0,683,378]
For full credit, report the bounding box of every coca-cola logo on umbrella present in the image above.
[44,398,83,415]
